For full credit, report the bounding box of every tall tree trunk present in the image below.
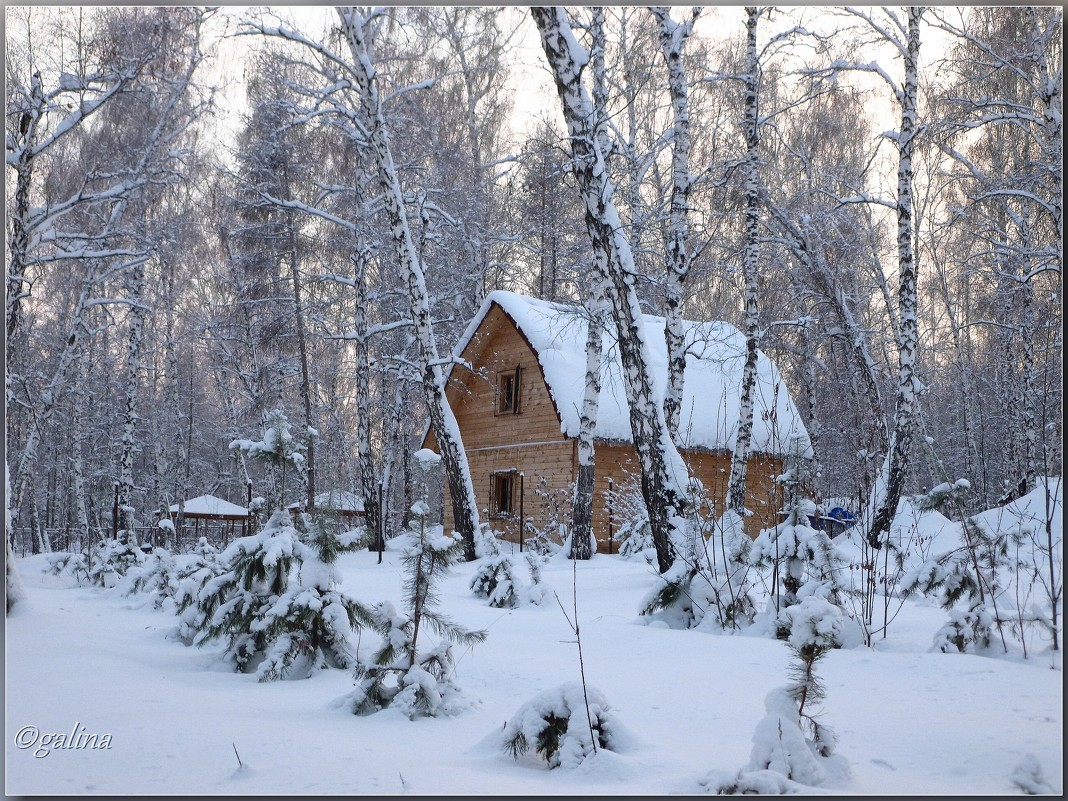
[117,259,148,542]
[70,347,91,551]
[866,7,923,549]
[5,71,44,362]
[533,6,690,575]
[570,286,606,560]
[288,224,316,511]
[351,237,381,546]
[726,7,763,516]
[338,8,482,560]
[652,7,698,439]
[568,8,611,561]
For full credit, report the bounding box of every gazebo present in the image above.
[314,490,365,522]
[287,490,365,526]
[168,494,250,544]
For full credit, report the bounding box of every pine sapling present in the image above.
[351,502,486,718]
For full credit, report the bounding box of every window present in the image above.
[490,471,518,519]
[496,365,522,415]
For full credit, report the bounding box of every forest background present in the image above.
[4,5,1061,563]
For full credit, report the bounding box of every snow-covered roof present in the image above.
[453,290,810,457]
[287,491,365,514]
[314,490,365,514]
[168,494,248,518]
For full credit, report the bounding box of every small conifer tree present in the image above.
[187,412,374,679]
[229,409,306,512]
[88,529,145,588]
[123,547,180,610]
[750,437,844,639]
[191,508,372,680]
[903,479,1010,653]
[351,501,486,718]
[469,526,546,608]
[174,537,221,644]
[498,682,620,769]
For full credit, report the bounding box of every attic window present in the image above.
[496,365,522,415]
[490,470,518,519]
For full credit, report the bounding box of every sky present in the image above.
[5,481,1062,795]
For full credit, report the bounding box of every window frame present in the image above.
[489,470,518,519]
[495,364,523,415]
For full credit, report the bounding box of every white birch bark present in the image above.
[570,283,607,560]
[532,6,690,575]
[568,7,611,561]
[117,258,147,541]
[70,347,91,550]
[337,8,481,559]
[651,7,699,439]
[866,7,924,549]
[726,7,764,516]
[351,238,381,546]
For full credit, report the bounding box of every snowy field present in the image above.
[6,498,1062,796]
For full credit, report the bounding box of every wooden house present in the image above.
[422,291,810,547]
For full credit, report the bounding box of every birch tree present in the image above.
[724,6,767,517]
[532,6,690,575]
[334,8,482,559]
[798,7,926,548]
[568,7,611,562]
[650,6,701,440]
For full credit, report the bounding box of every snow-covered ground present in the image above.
[6,490,1062,796]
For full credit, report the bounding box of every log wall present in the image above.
[425,301,787,547]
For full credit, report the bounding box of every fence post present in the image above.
[112,482,119,539]
[518,472,525,553]
[377,480,384,564]
[607,477,614,555]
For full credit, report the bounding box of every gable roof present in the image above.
[314,490,365,513]
[168,494,248,518]
[452,290,810,458]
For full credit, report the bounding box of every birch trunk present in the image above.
[70,347,91,551]
[726,7,763,516]
[337,8,481,560]
[5,71,44,357]
[866,7,923,549]
[351,240,381,546]
[117,259,147,541]
[570,286,606,559]
[651,7,698,439]
[533,6,689,575]
[290,230,316,511]
[569,7,610,560]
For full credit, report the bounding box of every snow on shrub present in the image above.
[121,547,180,610]
[470,527,547,608]
[350,505,486,719]
[709,597,848,793]
[639,506,758,632]
[188,509,373,680]
[174,538,222,644]
[1011,753,1055,795]
[88,533,145,588]
[497,682,621,769]
[44,552,90,584]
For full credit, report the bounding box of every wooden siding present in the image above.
[590,443,785,546]
[424,300,787,546]
[424,304,573,535]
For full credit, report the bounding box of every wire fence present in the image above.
[8,521,248,557]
